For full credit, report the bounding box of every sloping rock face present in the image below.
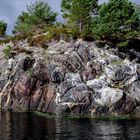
[0,40,140,116]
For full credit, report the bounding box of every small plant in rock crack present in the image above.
[27,69,33,76]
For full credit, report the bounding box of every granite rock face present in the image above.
[0,40,140,116]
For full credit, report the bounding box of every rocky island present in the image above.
[0,0,140,117]
[0,39,140,116]
[1,0,140,140]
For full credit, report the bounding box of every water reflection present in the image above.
[0,112,140,140]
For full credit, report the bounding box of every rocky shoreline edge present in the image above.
[0,40,140,116]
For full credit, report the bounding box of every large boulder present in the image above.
[33,62,50,82]
[104,64,137,88]
[76,44,90,63]
[93,88,123,107]
[65,51,84,72]
[57,83,91,114]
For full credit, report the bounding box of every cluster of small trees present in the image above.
[0,0,140,47]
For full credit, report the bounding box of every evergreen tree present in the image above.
[0,20,7,37]
[61,0,98,39]
[13,0,57,35]
[92,0,140,46]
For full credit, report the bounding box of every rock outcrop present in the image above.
[0,40,140,116]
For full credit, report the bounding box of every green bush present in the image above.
[45,24,79,42]
[3,45,12,59]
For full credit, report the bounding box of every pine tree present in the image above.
[13,1,57,35]
[0,20,7,37]
[61,0,98,39]
[92,0,140,47]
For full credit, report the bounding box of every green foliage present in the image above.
[27,69,33,76]
[0,36,12,44]
[61,0,98,40]
[15,32,34,41]
[111,60,123,65]
[45,24,66,41]
[13,0,57,35]
[117,41,128,48]
[12,12,33,34]
[0,20,7,37]
[92,0,140,46]
[81,23,93,40]
[44,23,79,41]
[135,4,140,14]
[3,45,12,59]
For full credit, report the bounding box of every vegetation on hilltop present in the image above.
[12,1,57,35]
[61,0,98,40]
[0,0,140,48]
[92,0,140,47]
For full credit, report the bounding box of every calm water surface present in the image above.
[0,112,140,140]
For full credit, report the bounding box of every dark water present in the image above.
[0,112,140,140]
